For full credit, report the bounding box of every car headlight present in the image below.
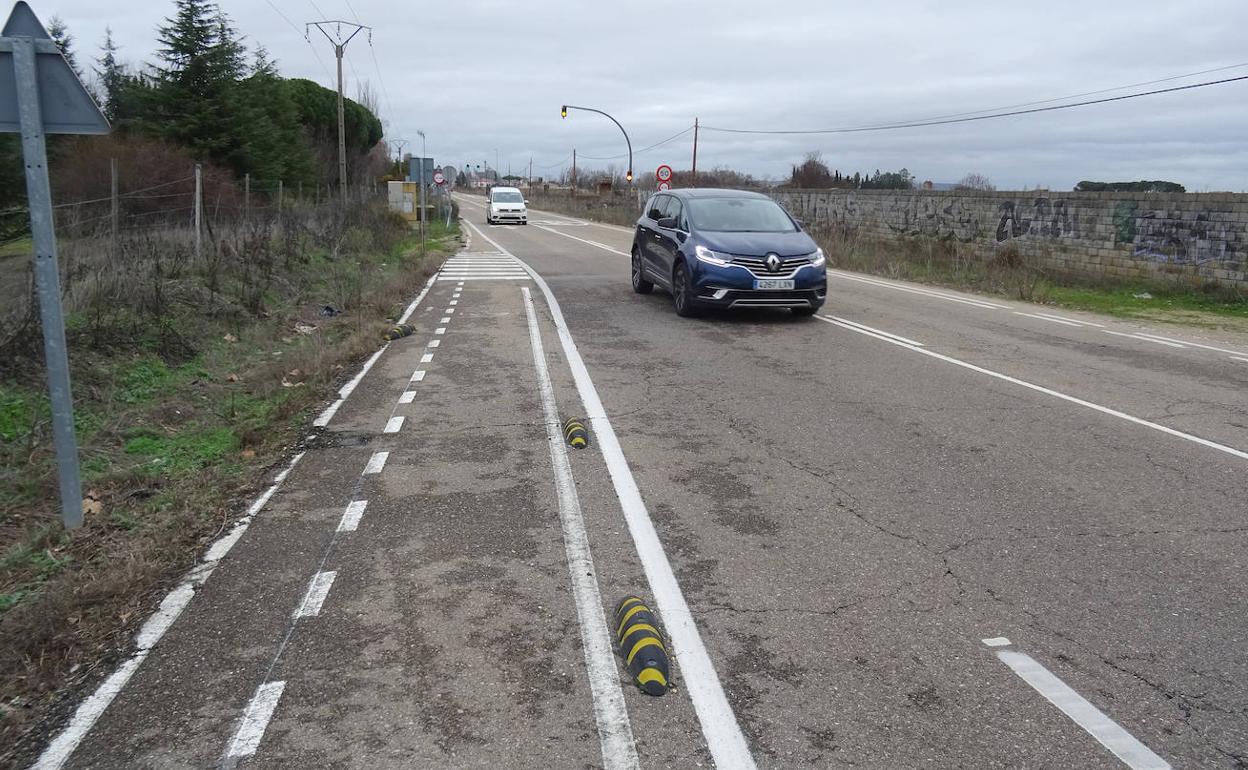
[809,248,826,267]
[694,245,732,267]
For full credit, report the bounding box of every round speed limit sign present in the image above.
[655,164,673,183]
[657,181,672,191]
[432,171,446,186]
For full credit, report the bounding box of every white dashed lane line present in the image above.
[336,500,368,533]
[363,451,389,475]
[983,638,1171,770]
[293,571,337,619]
[383,415,405,434]
[226,682,286,760]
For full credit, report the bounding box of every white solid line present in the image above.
[32,452,306,770]
[532,223,630,256]
[820,314,925,346]
[384,416,405,433]
[337,500,368,532]
[816,316,925,348]
[312,272,440,428]
[226,681,286,758]
[1131,332,1247,356]
[440,317,451,323]
[992,648,1171,769]
[398,391,416,404]
[830,270,1007,309]
[1033,312,1104,328]
[1232,356,1248,364]
[438,276,530,281]
[1103,330,1186,349]
[981,636,1012,647]
[466,221,757,769]
[522,287,639,770]
[815,313,1248,462]
[420,353,434,363]
[435,327,446,335]
[427,339,441,348]
[293,571,337,618]
[363,451,388,475]
[411,370,426,382]
[1015,311,1084,327]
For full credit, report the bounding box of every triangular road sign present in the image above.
[0,1,109,134]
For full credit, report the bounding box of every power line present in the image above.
[581,124,698,159]
[860,61,1248,128]
[262,0,334,84]
[535,153,574,171]
[703,75,1248,135]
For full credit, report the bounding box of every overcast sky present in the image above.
[31,0,1248,190]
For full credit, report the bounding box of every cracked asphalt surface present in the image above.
[33,197,1247,769]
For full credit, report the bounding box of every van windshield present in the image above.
[686,198,796,233]
[492,191,524,204]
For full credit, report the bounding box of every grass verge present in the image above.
[0,205,461,762]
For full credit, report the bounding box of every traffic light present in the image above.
[561,105,568,119]
[626,170,633,182]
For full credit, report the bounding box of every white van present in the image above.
[486,186,528,225]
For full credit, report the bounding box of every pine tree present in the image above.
[48,16,81,77]
[152,0,241,161]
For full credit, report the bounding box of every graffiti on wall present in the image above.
[995,198,1091,242]
[1131,209,1235,264]
[886,195,983,242]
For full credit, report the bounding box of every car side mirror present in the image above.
[657,216,678,230]
[524,199,529,204]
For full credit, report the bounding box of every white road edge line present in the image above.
[817,312,1248,461]
[293,571,337,618]
[1033,312,1104,328]
[522,286,639,770]
[1103,330,1186,349]
[829,269,1007,309]
[1232,356,1248,364]
[1015,311,1084,327]
[1131,332,1246,356]
[465,221,757,769]
[313,273,439,428]
[363,451,389,475]
[226,681,286,758]
[821,314,925,346]
[984,640,1171,770]
[32,453,306,770]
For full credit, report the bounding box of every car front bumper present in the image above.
[490,209,528,223]
[690,262,827,309]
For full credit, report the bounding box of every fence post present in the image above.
[194,163,203,257]
[109,157,118,254]
[278,180,283,215]
[244,172,250,221]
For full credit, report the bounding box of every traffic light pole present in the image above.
[560,104,633,185]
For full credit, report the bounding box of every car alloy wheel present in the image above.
[672,262,696,317]
[631,249,654,294]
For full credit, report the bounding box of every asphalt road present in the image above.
[30,195,1247,769]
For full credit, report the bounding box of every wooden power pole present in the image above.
[692,117,699,183]
[308,20,370,208]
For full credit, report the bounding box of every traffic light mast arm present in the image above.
[560,104,633,183]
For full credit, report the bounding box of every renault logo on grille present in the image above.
[765,253,782,272]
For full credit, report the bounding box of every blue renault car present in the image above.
[630,188,827,317]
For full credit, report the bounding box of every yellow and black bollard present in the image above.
[614,596,670,695]
[563,417,589,449]
[383,323,416,341]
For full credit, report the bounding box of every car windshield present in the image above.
[686,197,796,232]
[492,191,523,204]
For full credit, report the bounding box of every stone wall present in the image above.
[769,189,1248,290]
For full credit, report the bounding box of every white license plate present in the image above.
[753,279,795,290]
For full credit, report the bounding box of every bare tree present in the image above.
[955,172,995,191]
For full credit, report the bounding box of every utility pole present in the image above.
[528,157,533,195]
[307,20,370,208]
[194,163,203,258]
[392,137,409,177]
[109,157,118,253]
[692,117,699,184]
[417,129,427,253]
[572,148,577,195]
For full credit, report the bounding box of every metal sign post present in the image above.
[0,2,110,529]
